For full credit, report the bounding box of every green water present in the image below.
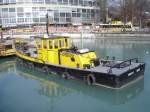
[0,39,150,112]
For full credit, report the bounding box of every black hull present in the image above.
[16,57,145,89]
[0,55,15,58]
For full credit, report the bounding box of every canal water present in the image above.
[0,38,150,112]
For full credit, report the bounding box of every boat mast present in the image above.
[0,25,3,40]
[46,13,49,36]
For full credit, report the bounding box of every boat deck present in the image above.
[91,62,142,76]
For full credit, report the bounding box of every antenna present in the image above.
[46,13,49,36]
[0,25,3,40]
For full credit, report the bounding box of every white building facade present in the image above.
[0,0,100,27]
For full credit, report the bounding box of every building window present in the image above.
[32,7,38,12]
[17,13,24,17]
[2,8,8,12]
[73,0,78,5]
[25,13,31,17]
[17,7,24,12]
[58,0,62,4]
[10,0,16,3]
[9,8,15,12]
[25,18,32,22]
[66,13,71,17]
[3,0,9,3]
[39,7,46,11]
[72,13,76,17]
[33,18,39,22]
[17,0,23,3]
[82,9,86,13]
[0,0,3,4]
[66,18,71,22]
[77,13,80,17]
[54,12,59,18]
[54,18,59,22]
[63,0,68,4]
[40,18,46,22]
[38,0,44,3]
[17,18,24,23]
[32,12,39,17]
[45,0,50,3]
[60,13,65,17]
[69,0,73,5]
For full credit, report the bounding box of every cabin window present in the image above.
[5,45,12,50]
[43,40,47,49]
[76,64,80,68]
[54,40,58,49]
[49,40,53,49]
[59,40,64,48]
[65,38,68,47]
[71,57,75,62]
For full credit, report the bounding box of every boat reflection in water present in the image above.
[0,57,16,74]
[15,62,144,106]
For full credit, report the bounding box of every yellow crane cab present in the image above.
[33,36,98,69]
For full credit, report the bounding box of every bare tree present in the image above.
[120,0,148,27]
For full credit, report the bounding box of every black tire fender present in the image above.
[42,66,49,74]
[62,72,70,79]
[17,60,23,66]
[87,74,96,85]
[28,63,34,69]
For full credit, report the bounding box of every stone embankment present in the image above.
[3,32,150,40]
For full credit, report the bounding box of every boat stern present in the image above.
[114,62,145,89]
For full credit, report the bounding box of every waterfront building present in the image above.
[0,0,100,27]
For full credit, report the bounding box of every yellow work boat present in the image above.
[15,35,145,89]
[0,38,15,57]
[15,14,145,89]
[0,25,15,57]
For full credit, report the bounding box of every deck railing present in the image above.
[110,58,138,69]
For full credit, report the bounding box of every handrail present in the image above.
[110,58,138,69]
[106,58,139,74]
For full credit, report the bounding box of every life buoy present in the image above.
[87,74,96,85]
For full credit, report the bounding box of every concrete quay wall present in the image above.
[3,32,150,39]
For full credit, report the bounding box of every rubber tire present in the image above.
[62,72,70,79]
[28,63,34,69]
[42,66,49,74]
[87,74,96,85]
